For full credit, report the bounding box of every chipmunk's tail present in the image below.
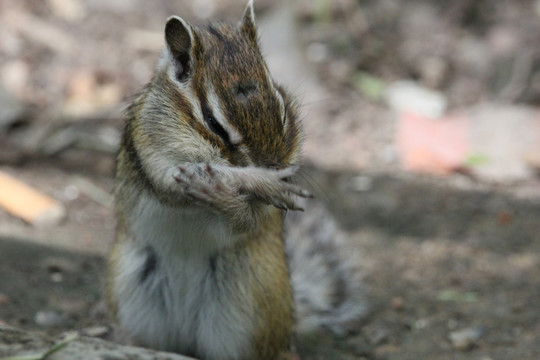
[285,203,368,336]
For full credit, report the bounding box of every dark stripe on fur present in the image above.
[122,102,157,195]
[140,246,158,283]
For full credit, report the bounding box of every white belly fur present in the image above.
[112,194,255,359]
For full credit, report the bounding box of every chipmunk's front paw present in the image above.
[172,163,312,215]
[173,163,261,231]
[233,166,312,212]
[174,163,235,203]
[173,163,251,214]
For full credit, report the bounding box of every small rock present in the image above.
[82,326,109,338]
[306,42,328,63]
[51,272,64,282]
[34,310,66,327]
[385,80,447,118]
[413,318,429,330]
[351,175,372,192]
[63,185,80,201]
[449,326,485,350]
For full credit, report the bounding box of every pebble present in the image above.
[352,175,372,192]
[449,326,485,350]
[306,42,328,63]
[63,185,80,201]
[385,80,447,118]
[50,272,64,282]
[82,325,109,338]
[34,309,66,327]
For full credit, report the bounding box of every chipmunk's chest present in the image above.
[113,195,256,358]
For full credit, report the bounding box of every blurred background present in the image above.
[0,0,539,359]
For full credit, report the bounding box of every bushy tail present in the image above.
[285,202,367,336]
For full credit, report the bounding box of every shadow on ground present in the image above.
[0,237,107,333]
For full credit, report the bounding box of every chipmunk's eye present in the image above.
[202,105,231,146]
[205,114,228,141]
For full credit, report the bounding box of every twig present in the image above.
[0,333,79,360]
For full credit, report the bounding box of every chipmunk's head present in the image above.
[158,0,302,169]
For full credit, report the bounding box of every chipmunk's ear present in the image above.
[165,16,194,81]
[240,0,258,46]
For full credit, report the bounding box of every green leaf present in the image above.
[465,153,490,166]
[353,72,385,100]
[314,0,332,23]
[437,290,478,303]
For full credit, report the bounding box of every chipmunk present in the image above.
[107,1,365,359]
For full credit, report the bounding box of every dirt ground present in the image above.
[1,0,540,359]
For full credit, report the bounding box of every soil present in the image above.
[1,1,539,359]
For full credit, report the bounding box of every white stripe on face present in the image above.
[263,63,286,125]
[165,58,205,125]
[206,85,243,145]
[274,87,286,126]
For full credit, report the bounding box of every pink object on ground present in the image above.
[397,111,469,174]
